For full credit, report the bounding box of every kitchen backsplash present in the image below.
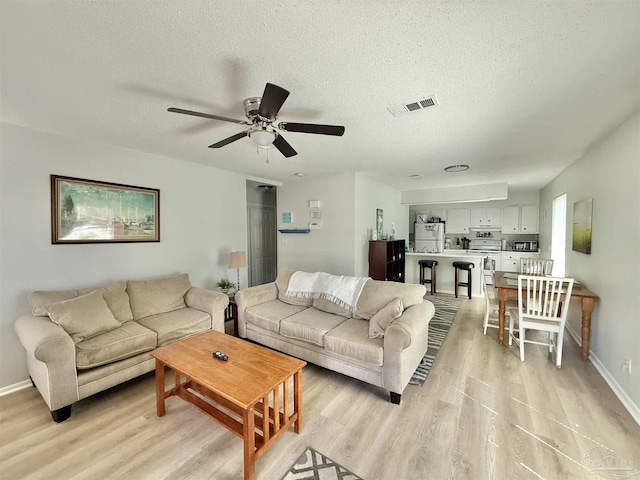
[444,233,539,251]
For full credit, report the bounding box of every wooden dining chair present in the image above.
[482,261,514,334]
[482,271,502,334]
[508,275,574,368]
[520,258,554,275]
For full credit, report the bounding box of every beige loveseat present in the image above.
[14,273,229,422]
[235,269,435,404]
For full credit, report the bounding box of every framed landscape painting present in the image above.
[572,198,592,254]
[51,175,160,244]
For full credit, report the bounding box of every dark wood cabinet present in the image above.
[368,240,406,282]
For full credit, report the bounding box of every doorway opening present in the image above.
[551,193,567,276]
[246,181,278,286]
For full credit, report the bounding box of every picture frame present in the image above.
[572,198,593,254]
[51,175,160,244]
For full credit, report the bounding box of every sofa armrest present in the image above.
[14,314,78,410]
[382,300,435,394]
[234,283,278,337]
[185,287,229,333]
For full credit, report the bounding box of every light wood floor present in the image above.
[2,297,639,479]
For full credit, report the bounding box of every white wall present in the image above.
[0,123,249,388]
[354,173,408,276]
[275,172,408,277]
[540,111,640,421]
[275,173,356,275]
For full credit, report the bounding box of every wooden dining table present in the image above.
[492,271,598,361]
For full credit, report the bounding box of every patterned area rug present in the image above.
[282,447,362,480]
[409,294,463,386]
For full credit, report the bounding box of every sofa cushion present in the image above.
[136,307,210,346]
[30,289,79,317]
[312,297,353,318]
[245,300,308,333]
[78,281,133,323]
[325,318,384,366]
[275,268,313,307]
[127,273,191,320]
[42,289,122,343]
[369,297,404,338]
[355,280,425,320]
[280,307,348,347]
[75,321,157,369]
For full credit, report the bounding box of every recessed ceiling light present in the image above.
[408,174,423,179]
[444,164,470,172]
[294,172,305,177]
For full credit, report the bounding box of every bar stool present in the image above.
[418,259,438,295]
[452,261,474,299]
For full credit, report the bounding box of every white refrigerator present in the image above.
[415,222,444,253]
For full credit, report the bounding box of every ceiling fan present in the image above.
[168,83,345,158]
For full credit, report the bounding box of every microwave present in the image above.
[513,241,538,251]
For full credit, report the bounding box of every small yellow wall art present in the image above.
[572,198,593,254]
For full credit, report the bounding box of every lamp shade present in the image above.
[228,251,248,269]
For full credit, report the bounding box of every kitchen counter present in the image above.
[405,251,486,298]
[406,250,487,258]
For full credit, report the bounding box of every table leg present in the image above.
[581,297,595,362]
[294,370,303,433]
[497,291,508,345]
[155,359,165,417]
[243,406,256,480]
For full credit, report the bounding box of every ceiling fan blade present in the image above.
[208,130,249,148]
[278,122,345,136]
[272,134,297,157]
[168,107,248,125]
[257,83,290,119]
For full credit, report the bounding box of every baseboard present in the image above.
[565,323,640,425]
[0,379,31,397]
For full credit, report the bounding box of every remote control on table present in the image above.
[213,351,228,361]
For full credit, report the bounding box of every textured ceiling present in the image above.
[2,1,639,192]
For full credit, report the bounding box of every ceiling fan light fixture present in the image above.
[249,129,276,148]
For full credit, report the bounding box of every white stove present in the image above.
[468,239,501,284]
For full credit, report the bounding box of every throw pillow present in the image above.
[368,297,404,339]
[29,289,79,317]
[78,281,133,323]
[43,289,121,343]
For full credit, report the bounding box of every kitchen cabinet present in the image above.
[502,251,540,272]
[520,205,539,233]
[470,207,501,226]
[445,208,470,234]
[501,204,539,233]
[369,240,405,282]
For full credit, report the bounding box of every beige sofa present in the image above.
[14,273,229,422]
[235,269,435,404]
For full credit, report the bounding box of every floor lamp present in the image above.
[228,251,248,291]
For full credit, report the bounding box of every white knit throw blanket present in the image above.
[285,271,370,312]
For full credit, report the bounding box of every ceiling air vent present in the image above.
[387,95,439,117]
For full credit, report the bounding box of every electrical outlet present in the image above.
[621,358,632,374]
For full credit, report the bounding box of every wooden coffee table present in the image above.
[151,330,306,480]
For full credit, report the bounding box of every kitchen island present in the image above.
[405,251,487,297]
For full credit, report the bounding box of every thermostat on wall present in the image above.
[309,200,321,208]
